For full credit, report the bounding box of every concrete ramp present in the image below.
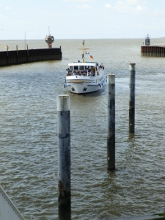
[0,185,25,220]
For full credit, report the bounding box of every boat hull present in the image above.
[64,76,106,94]
[64,58,106,94]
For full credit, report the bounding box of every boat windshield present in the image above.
[73,66,78,70]
[68,65,96,70]
[67,65,99,77]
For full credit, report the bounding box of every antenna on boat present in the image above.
[48,26,50,35]
[82,40,85,63]
[79,40,89,63]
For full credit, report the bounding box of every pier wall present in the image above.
[0,48,62,67]
[141,45,165,57]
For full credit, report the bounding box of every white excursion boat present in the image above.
[64,40,106,94]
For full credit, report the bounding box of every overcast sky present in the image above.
[0,0,165,40]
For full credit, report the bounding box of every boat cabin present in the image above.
[66,62,103,77]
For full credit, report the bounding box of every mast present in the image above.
[82,40,85,63]
[48,26,50,35]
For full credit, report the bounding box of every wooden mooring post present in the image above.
[107,74,115,170]
[57,95,71,209]
[129,63,136,133]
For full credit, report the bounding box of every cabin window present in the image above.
[74,66,78,70]
[80,66,84,70]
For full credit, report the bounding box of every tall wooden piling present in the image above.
[57,95,71,208]
[107,74,115,170]
[129,63,136,133]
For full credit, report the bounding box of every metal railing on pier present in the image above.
[0,185,25,220]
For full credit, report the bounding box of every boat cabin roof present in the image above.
[68,62,98,67]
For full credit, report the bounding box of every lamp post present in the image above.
[24,30,33,49]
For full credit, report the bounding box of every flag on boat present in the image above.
[90,55,93,60]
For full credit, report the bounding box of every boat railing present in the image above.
[99,65,104,70]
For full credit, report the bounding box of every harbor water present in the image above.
[0,39,164,219]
